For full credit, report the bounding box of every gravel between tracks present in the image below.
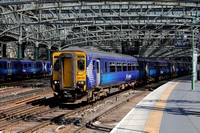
[81,91,150,133]
[2,79,170,133]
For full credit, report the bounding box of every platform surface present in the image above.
[111,76,200,133]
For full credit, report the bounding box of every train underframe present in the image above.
[1,73,51,82]
[55,71,191,103]
[55,82,134,103]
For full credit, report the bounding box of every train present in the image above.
[51,47,191,103]
[0,58,52,81]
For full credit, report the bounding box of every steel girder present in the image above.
[0,1,199,58]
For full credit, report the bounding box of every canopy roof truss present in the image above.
[0,1,200,59]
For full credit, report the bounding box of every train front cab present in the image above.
[52,51,87,102]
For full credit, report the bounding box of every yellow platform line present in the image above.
[143,80,181,133]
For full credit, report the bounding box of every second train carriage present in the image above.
[52,47,191,103]
[0,58,52,81]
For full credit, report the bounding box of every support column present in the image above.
[47,46,51,61]
[22,45,25,58]
[192,30,195,91]
[3,44,6,57]
[18,43,22,59]
[48,49,51,61]
[35,42,39,61]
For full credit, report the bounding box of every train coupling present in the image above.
[63,91,73,98]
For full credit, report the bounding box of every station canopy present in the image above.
[0,0,200,60]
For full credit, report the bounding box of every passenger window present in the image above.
[4,64,7,69]
[0,64,3,69]
[136,64,140,70]
[128,63,131,71]
[105,62,107,73]
[132,63,135,71]
[15,64,18,69]
[93,61,95,70]
[109,62,115,72]
[28,64,31,68]
[20,64,23,68]
[117,62,122,72]
[24,64,27,68]
[123,63,127,71]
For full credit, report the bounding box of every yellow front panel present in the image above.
[52,51,86,91]
[63,58,72,87]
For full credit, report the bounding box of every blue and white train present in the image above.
[52,47,191,103]
[0,58,52,81]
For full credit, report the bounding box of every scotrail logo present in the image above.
[125,74,132,80]
[42,62,47,72]
[86,60,95,85]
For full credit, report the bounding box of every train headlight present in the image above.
[77,81,85,85]
[53,80,59,84]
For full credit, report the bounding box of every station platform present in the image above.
[111,75,200,133]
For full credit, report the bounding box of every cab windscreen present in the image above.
[77,60,84,71]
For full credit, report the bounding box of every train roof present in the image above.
[61,47,138,60]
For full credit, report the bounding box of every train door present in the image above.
[63,57,72,88]
[96,60,101,86]
[7,61,12,75]
[59,53,76,90]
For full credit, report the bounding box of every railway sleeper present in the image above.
[6,105,47,120]
[3,104,40,118]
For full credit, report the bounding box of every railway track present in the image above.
[0,79,170,132]
[19,88,143,133]
[72,91,146,133]
[0,77,50,88]
[0,96,57,131]
[21,80,169,133]
[0,88,53,107]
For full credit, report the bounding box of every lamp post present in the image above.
[191,29,195,91]
[18,37,22,59]
[191,8,199,91]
